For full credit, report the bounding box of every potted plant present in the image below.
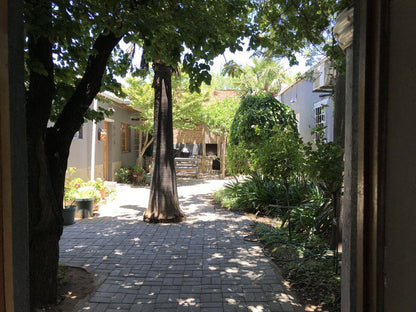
[89,178,106,199]
[62,168,82,225]
[75,186,100,218]
[63,187,77,225]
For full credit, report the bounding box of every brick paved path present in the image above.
[60,179,303,312]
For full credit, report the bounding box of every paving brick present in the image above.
[59,181,303,312]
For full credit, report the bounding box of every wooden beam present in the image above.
[0,0,15,310]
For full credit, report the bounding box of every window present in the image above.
[295,113,300,132]
[121,123,131,152]
[314,101,327,140]
[315,106,325,127]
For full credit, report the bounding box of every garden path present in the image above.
[59,178,303,312]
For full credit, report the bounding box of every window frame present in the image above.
[121,123,131,153]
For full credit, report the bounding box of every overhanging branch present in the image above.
[53,30,123,148]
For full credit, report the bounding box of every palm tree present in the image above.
[222,58,292,96]
[143,62,185,223]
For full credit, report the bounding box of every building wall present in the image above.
[279,77,334,142]
[68,99,139,181]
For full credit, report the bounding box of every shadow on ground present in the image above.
[59,182,302,312]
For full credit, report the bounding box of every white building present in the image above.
[279,58,335,142]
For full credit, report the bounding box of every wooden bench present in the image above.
[174,157,201,178]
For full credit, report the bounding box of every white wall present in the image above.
[67,99,139,181]
[279,78,334,142]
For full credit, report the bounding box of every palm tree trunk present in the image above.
[144,63,184,223]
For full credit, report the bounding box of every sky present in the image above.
[210,47,310,77]
[118,40,312,86]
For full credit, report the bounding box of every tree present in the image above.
[251,0,352,67]
[123,78,154,167]
[143,63,184,222]
[25,0,251,306]
[228,93,298,174]
[222,58,292,96]
[204,95,240,177]
[124,74,209,167]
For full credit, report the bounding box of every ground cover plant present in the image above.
[254,223,341,311]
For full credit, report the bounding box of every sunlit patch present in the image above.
[225,267,238,273]
[63,291,78,300]
[208,266,217,271]
[102,255,108,260]
[225,298,237,305]
[114,249,123,255]
[211,253,223,258]
[177,297,197,306]
[245,271,263,280]
[248,305,265,312]
[275,293,292,302]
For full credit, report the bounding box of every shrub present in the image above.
[114,165,147,184]
[75,186,101,202]
[228,93,298,175]
[254,223,340,311]
[114,167,133,184]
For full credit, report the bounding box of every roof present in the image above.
[97,91,140,113]
[279,57,330,95]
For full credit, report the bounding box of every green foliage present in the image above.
[26,0,253,121]
[215,175,325,231]
[64,167,83,206]
[228,93,298,174]
[222,58,293,96]
[250,0,352,71]
[74,185,101,202]
[204,96,240,137]
[57,263,70,286]
[87,178,105,193]
[254,223,341,311]
[114,167,134,184]
[114,165,147,185]
[255,126,303,181]
[171,74,208,129]
[213,188,238,211]
[304,127,344,195]
[123,78,154,134]
[124,73,210,134]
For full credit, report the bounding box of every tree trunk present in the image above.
[27,133,67,307]
[25,3,63,303]
[25,10,121,304]
[221,136,227,178]
[136,132,153,167]
[144,63,184,223]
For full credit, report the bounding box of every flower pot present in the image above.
[62,205,76,225]
[144,173,152,185]
[75,198,94,218]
